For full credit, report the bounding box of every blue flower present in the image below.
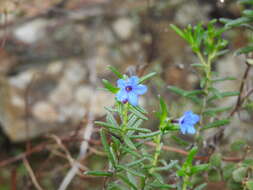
[116,76,147,106]
[178,111,200,134]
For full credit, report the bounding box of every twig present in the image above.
[57,62,97,190]
[145,141,243,162]
[23,157,44,190]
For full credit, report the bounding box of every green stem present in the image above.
[122,103,129,132]
[182,175,189,190]
[150,133,162,173]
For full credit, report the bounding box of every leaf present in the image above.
[201,119,230,130]
[117,174,138,190]
[212,77,236,83]
[231,140,247,152]
[149,182,175,189]
[190,164,209,175]
[123,135,137,150]
[223,163,236,180]
[138,72,156,83]
[210,153,222,168]
[225,17,251,28]
[159,96,168,121]
[237,45,253,55]
[246,180,253,190]
[208,91,239,102]
[95,121,120,131]
[208,169,222,182]
[107,65,124,79]
[194,183,207,190]
[167,86,185,96]
[170,24,186,40]
[84,170,113,177]
[126,158,146,167]
[129,105,148,120]
[191,63,206,68]
[102,79,119,93]
[100,129,117,168]
[203,106,232,116]
[153,160,179,171]
[126,127,150,133]
[232,167,247,182]
[130,131,161,139]
[117,165,145,178]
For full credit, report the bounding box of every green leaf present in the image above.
[246,180,253,190]
[126,158,146,167]
[126,127,150,133]
[117,174,138,190]
[107,65,124,79]
[232,167,247,182]
[212,77,236,83]
[153,160,179,171]
[100,129,117,168]
[191,63,206,68]
[185,147,198,166]
[194,183,207,190]
[225,17,251,28]
[102,79,119,93]
[84,170,113,177]
[138,72,156,83]
[123,135,137,150]
[239,0,253,5]
[129,105,148,120]
[203,106,232,116]
[201,119,230,130]
[208,91,239,102]
[149,182,175,189]
[231,140,247,152]
[117,165,145,178]
[210,153,222,168]
[223,163,236,180]
[237,45,253,55]
[190,164,209,175]
[208,169,222,182]
[95,121,120,131]
[130,131,161,139]
[167,86,185,96]
[159,96,168,121]
[170,24,186,40]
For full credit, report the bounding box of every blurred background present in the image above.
[0,0,252,189]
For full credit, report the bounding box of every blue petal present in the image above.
[116,90,128,102]
[186,126,196,134]
[180,124,187,134]
[133,84,147,95]
[129,76,139,86]
[117,79,127,89]
[128,92,138,106]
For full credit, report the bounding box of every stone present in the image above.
[32,101,58,123]
[14,19,48,44]
[113,17,134,40]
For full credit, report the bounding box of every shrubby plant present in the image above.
[85,1,253,189]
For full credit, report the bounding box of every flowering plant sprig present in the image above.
[84,3,253,189]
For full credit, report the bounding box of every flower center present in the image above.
[125,85,132,92]
[122,99,128,104]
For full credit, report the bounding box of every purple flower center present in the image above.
[125,86,132,92]
[122,99,128,104]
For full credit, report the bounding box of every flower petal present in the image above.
[186,126,196,134]
[180,124,187,134]
[134,84,147,95]
[116,90,128,102]
[117,79,126,88]
[128,92,138,106]
[129,76,139,86]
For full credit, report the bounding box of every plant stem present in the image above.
[150,133,162,173]
[122,103,129,132]
[182,175,189,190]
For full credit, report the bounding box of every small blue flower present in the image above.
[178,111,200,134]
[116,76,147,106]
